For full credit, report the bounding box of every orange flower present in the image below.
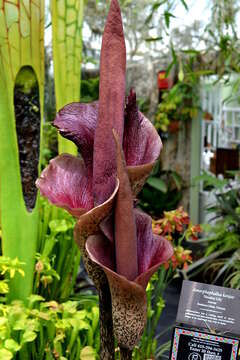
[163,222,172,235]
[190,224,202,240]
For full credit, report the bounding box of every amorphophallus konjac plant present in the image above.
[36,0,173,358]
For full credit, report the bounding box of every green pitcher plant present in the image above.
[0,0,44,301]
[37,1,173,358]
[51,0,84,155]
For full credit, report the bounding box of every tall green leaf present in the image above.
[0,0,44,301]
[51,0,84,155]
[180,0,188,11]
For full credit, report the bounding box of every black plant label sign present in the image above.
[169,327,239,360]
[176,281,240,336]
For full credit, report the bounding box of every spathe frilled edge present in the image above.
[85,210,173,349]
[74,179,119,289]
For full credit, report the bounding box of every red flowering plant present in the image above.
[152,207,202,271]
[36,1,173,359]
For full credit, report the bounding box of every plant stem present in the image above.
[120,348,132,360]
[98,280,115,360]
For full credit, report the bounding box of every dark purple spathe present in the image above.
[36,0,172,350]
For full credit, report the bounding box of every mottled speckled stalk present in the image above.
[99,281,115,360]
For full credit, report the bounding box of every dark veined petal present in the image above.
[54,102,98,169]
[124,90,162,195]
[36,154,93,217]
[100,215,114,242]
[86,235,147,350]
[86,209,173,285]
[135,234,173,288]
[74,180,119,289]
[74,179,119,251]
[135,209,173,289]
[85,234,115,271]
[127,163,154,197]
[93,0,126,206]
[124,89,162,166]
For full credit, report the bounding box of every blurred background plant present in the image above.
[41,124,58,169]
[0,289,99,359]
[36,198,82,302]
[0,200,100,360]
[183,172,240,290]
[138,161,183,217]
[154,81,199,134]
[80,76,99,103]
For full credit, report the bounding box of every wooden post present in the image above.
[190,109,202,224]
